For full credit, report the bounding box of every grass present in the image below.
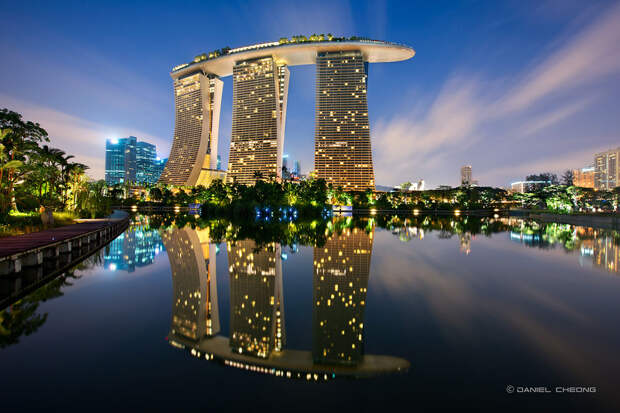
[0,211,78,238]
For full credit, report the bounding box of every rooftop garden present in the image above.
[177,34,382,70]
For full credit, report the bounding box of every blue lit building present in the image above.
[137,141,156,184]
[106,136,165,185]
[105,136,137,185]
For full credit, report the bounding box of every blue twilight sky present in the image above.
[1,0,619,188]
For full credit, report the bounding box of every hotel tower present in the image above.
[159,71,223,186]
[315,51,374,191]
[162,37,414,188]
[228,58,289,184]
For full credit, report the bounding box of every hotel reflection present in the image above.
[164,225,408,380]
[313,227,372,364]
[228,240,284,357]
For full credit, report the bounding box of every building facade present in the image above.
[105,136,137,185]
[136,141,156,184]
[315,51,374,191]
[595,148,620,190]
[510,180,551,193]
[573,166,595,188]
[159,71,224,186]
[227,58,289,184]
[460,165,472,185]
[163,39,414,188]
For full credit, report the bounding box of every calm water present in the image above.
[2,215,620,411]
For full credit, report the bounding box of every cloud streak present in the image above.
[373,2,620,187]
[1,94,168,180]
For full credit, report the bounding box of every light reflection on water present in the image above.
[1,215,620,411]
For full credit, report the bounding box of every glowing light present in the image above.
[413,209,420,216]
[109,263,117,271]
[109,138,119,145]
[454,209,461,215]
[370,208,377,216]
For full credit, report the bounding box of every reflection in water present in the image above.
[228,240,284,357]
[104,226,164,272]
[162,228,219,341]
[508,221,620,274]
[313,227,372,365]
[0,253,102,348]
[164,224,409,380]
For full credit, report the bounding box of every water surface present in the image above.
[1,216,619,411]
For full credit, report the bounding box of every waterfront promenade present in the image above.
[0,211,129,275]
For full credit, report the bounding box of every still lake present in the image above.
[1,215,620,411]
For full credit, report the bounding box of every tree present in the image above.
[562,169,574,186]
[526,172,559,185]
[0,109,49,212]
[400,181,412,192]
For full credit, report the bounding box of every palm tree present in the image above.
[253,170,264,182]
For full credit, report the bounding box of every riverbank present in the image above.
[0,210,129,276]
[0,211,79,238]
[509,209,620,230]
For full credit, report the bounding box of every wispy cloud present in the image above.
[1,94,168,180]
[373,2,620,187]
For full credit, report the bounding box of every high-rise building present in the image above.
[510,180,551,193]
[136,141,156,184]
[315,51,374,191]
[159,71,224,186]
[573,166,595,188]
[165,38,414,188]
[313,226,373,365]
[460,165,472,185]
[153,158,167,180]
[105,136,137,185]
[105,136,166,185]
[293,160,301,177]
[595,148,620,190]
[228,58,289,185]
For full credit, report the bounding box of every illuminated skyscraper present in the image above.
[105,136,137,185]
[460,165,472,186]
[228,240,284,357]
[228,58,289,184]
[163,228,220,341]
[313,226,373,365]
[595,148,620,190]
[315,51,374,191]
[165,38,413,187]
[159,71,224,186]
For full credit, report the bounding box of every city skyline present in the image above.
[1,1,619,188]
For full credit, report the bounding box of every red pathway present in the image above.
[0,221,117,258]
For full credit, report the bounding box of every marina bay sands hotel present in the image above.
[159,36,415,190]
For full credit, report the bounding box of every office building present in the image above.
[460,165,472,185]
[595,148,620,190]
[510,180,551,193]
[573,166,595,188]
[136,141,156,184]
[105,136,166,185]
[105,136,137,185]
